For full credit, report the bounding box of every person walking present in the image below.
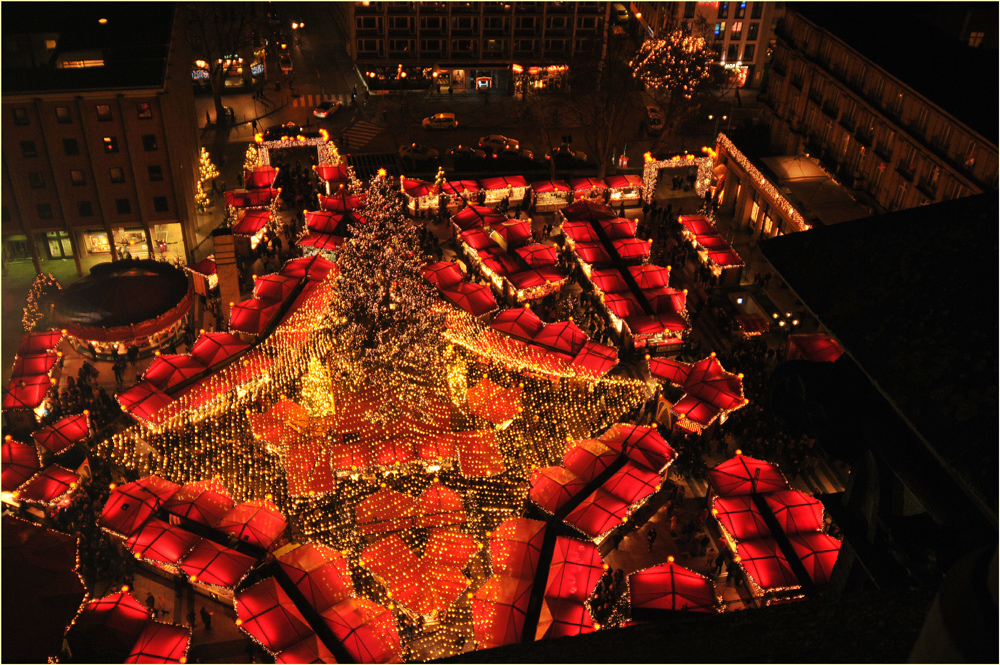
[112,360,124,388]
[646,525,657,551]
[199,606,213,631]
[127,345,139,368]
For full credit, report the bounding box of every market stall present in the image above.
[479,175,529,207]
[605,174,644,207]
[400,177,439,216]
[570,177,609,201]
[530,179,573,212]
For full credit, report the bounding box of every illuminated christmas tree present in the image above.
[194,181,210,213]
[198,146,220,183]
[22,272,61,332]
[243,144,260,172]
[329,169,447,425]
[299,355,335,418]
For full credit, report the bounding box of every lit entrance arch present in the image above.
[253,127,341,167]
[640,144,716,203]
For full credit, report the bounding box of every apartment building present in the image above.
[760,4,997,214]
[341,1,612,93]
[631,1,781,88]
[1,3,199,276]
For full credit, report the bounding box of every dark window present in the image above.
[153,196,168,212]
[116,198,132,214]
[20,141,37,158]
[727,44,738,60]
[103,136,119,153]
[718,2,729,18]
[77,201,94,217]
[747,22,759,41]
[109,167,125,183]
[96,104,112,121]
[148,165,164,182]
[684,2,696,18]
[735,2,746,18]
[751,2,762,18]
[63,138,80,156]
[55,106,71,123]
[29,172,45,188]
[13,108,29,126]
[136,102,152,119]
[37,203,53,219]
[743,44,756,60]
[1,207,9,223]
[142,134,158,151]
[70,170,85,186]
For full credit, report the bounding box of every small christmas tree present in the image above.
[329,169,447,425]
[198,146,220,183]
[243,144,260,172]
[433,166,446,190]
[22,273,61,332]
[195,181,210,213]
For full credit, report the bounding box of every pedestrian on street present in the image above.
[251,118,257,133]
[145,592,156,613]
[187,609,197,629]
[127,345,139,368]
[205,110,210,126]
[199,607,213,631]
[646,525,657,551]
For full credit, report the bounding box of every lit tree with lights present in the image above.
[631,28,724,149]
[198,146,220,184]
[22,272,61,332]
[194,181,210,213]
[243,144,260,172]
[328,170,447,426]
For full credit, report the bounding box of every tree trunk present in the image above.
[211,67,227,126]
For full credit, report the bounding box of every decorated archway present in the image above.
[641,143,716,203]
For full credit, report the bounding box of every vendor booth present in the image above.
[530,180,573,212]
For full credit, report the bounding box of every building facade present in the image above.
[759,7,998,214]
[340,1,612,93]
[1,4,199,276]
[631,1,781,88]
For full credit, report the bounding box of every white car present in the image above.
[399,143,440,162]
[313,100,343,119]
[496,145,534,161]
[422,112,458,129]
[479,134,519,153]
[447,145,486,160]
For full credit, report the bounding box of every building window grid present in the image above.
[70,170,86,186]
[153,196,169,212]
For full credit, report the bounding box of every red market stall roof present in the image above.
[125,621,191,664]
[490,307,545,342]
[320,597,401,663]
[480,175,529,191]
[314,164,349,183]
[67,592,152,663]
[245,165,278,189]
[737,313,772,336]
[535,320,587,355]
[305,210,350,235]
[441,282,498,317]
[17,464,79,504]
[531,179,572,193]
[17,329,64,355]
[629,560,717,612]
[473,575,534,648]
[217,500,287,550]
[600,217,637,240]
[600,424,675,474]
[320,190,365,212]
[571,341,619,377]
[163,478,235,527]
[3,374,54,410]
[612,238,652,262]
[277,636,338,664]
[298,231,344,253]
[229,298,282,336]
[736,537,800,591]
[236,576,313,654]
[562,220,601,244]
[490,516,547,579]
[11,352,58,378]
[254,274,301,304]
[561,200,616,222]
[452,204,506,230]
[31,412,89,456]
[100,482,163,538]
[788,532,842,585]
[530,466,589,515]
[764,489,825,534]
[280,255,338,280]
[787,333,845,363]
[605,174,643,189]
[707,248,745,268]
[401,178,436,198]
[225,188,280,208]
[442,179,481,196]
[648,354,747,429]
[117,382,174,425]
[574,242,614,266]
[534,536,602,639]
[679,214,716,235]
[189,332,248,367]
[422,261,465,289]
[712,494,771,541]
[278,543,354,613]
[188,257,216,277]
[143,354,207,390]
[570,177,608,192]
[2,438,40,491]
[232,209,272,236]
[516,243,559,268]
[694,232,729,250]
[590,269,630,294]
[604,291,644,318]
[178,538,256,588]
[629,264,672,290]
[491,218,533,246]
[537,597,596,640]
[126,518,200,566]
[643,287,687,316]
[708,452,790,497]
[460,227,495,251]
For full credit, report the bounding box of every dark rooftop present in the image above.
[791,2,999,145]
[1,2,175,94]
[760,193,998,521]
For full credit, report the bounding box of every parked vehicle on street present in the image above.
[279,54,293,75]
[496,145,534,162]
[313,100,343,119]
[447,145,487,160]
[479,134,519,153]
[422,112,458,129]
[399,143,440,163]
[547,146,588,166]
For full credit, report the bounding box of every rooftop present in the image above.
[790,2,999,145]
[759,155,872,227]
[1,2,175,95]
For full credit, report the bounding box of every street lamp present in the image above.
[708,113,728,137]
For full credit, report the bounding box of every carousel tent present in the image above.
[31,412,89,456]
[628,559,717,614]
[2,438,40,491]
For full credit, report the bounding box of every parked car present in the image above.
[646,105,665,135]
[422,112,458,129]
[279,54,293,75]
[399,143,440,162]
[547,146,588,166]
[447,145,487,160]
[479,134,519,153]
[496,145,534,161]
[313,100,343,119]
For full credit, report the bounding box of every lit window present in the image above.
[71,170,86,186]
[137,102,153,119]
[103,136,119,153]
[96,105,112,121]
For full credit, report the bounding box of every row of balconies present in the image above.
[362,24,595,37]
[356,2,599,15]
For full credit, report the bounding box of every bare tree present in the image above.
[185,3,263,126]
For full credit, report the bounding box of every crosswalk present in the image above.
[290,92,352,108]
[340,121,381,151]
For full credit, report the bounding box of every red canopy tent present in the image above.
[765,489,825,534]
[736,537,800,591]
[605,174,643,190]
[707,248,745,269]
[17,465,79,504]
[708,452,790,497]
[143,354,207,390]
[570,342,619,378]
[530,466,589,515]
[67,592,152,662]
[536,597,596,640]
[11,352,58,378]
[460,227,495,252]
[100,483,162,537]
[603,292,645,318]
[490,517,546,579]
[217,500,287,549]
[276,635,338,664]
[531,179,572,193]
[786,333,845,363]
[467,377,522,424]
[545,535,604,602]
[561,220,601,244]
[574,242,614,266]
[178,538,256,588]
[245,165,278,189]
[599,424,674,474]
[297,233,344,256]
[125,621,191,664]
[320,597,401,663]
[314,164,349,184]
[188,257,216,277]
[451,205,506,230]
[490,307,545,342]
[600,217,637,240]
[441,179,481,196]
[570,177,608,193]
[612,238,652,262]
[415,484,466,528]
[229,298,282,336]
[422,261,465,289]
[643,287,687,315]
[355,488,417,535]
[453,429,507,477]
[534,320,587,355]
[125,518,200,566]
[2,438,40,491]
[236,577,314,654]
[694,233,729,250]
[232,209,272,236]
[648,354,747,429]
[189,332,248,367]
[589,269,630,293]
[563,488,631,538]
[304,210,348,235]
[278,543,353,613]
[225,188,280,208]
[280,255,338,280]
[254,274,300,303]
[320,190,365,212]
[629,560,717,612]
[3,374,54,409]
[712,494,771,541]
[736,313,772,337]
[401,178,436,198]
[629,264,672,290]
[163,478,235,527]
[788,532,842,585]
[479,175,529,191]
[563,438,618,480]
[491,218,533,248]
[32,412,89,456]
[561,200,616,222]
[678,214,716,236]
[472,575,535,649]
[116,382,174,425]
[440,283,498,317]
[17,329,64,355]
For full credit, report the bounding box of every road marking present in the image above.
[292,93,350,108]
[340,121,381,150]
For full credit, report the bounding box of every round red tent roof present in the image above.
[708,454,789,497]
[2,438,40,491]
[629,560,717,612]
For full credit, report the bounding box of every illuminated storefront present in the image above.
[512,64,569,95]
